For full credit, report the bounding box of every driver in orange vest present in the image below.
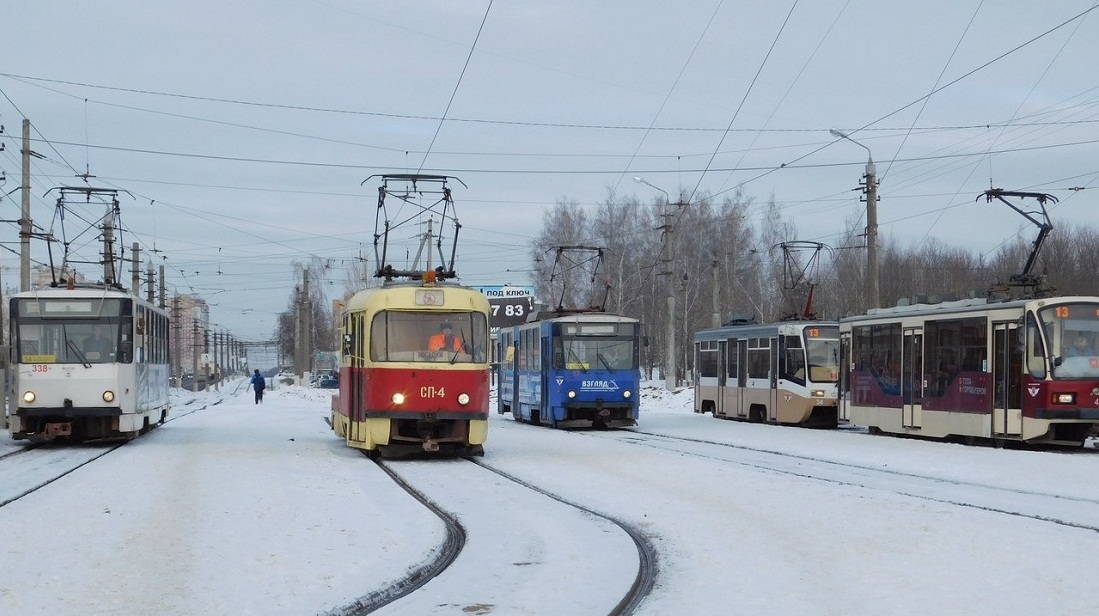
[428,322,464,352]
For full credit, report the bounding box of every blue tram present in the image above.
[497,312,641,428]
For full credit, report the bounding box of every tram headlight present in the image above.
[1054,392,1076,405]
[391,392,406,405]
[622,390,631,399]
[811,390,826,398]
[457,392,470,406]
[102,390,116,403]
[567,390,577,399]
[22,391,36,404]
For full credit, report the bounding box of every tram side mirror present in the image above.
[342,334,352,354]
[136,318,146,335]
[642,336,650,347]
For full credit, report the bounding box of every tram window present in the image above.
[1026,314,1047,378]
[726,339,738,379]
[782,335,805,383]
[369,311,488,362]
[698,341,719,378]
[747,347,769,379]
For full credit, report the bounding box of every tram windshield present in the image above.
[553,323,639,371]
[1038,302,1099,379]
[802,326,840,383]
[12,298,126,364]
[370,310,489,363]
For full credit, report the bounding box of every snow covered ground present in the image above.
[1,380,1097,615]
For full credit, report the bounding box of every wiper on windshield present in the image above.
[597,352,612,371]
[67,339,91,368]
[568,348,588,372]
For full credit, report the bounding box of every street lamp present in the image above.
[830,129,879,310]
[634,176,676,392]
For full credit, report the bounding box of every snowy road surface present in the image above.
[0,380,1097,615]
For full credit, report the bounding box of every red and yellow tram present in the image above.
[331,274,491,457]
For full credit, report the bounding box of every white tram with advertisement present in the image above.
[839,295,1099,446]
[8,286,171,442]
[331,273,492,457]
[693,319,842,427]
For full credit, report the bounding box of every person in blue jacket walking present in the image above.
[250,369,266,404]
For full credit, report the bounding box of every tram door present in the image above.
[992,322,1023,437]
[838,332,851,422]
[768,337,779,422]
[902,328,923,428]
[734,339,749,419]
[348,314,368,445]
[715,340,727,415]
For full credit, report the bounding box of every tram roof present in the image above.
[693,319,838,342]
[524,311,640,326]
[342,280,490,315]
[838,295,1099,325]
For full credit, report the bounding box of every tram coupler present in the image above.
[421,438,440,452]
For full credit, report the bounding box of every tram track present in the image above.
[329,458,466,616]
[331,455,656,615]
[0,396,229,509]
[0,443,124,508]
[468,457,658,616]
[587,429,1099,533]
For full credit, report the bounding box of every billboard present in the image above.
[476,285,536,334]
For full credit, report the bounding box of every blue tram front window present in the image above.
[557,337,636,371]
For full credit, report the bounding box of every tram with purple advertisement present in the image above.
[839,295,1099,446]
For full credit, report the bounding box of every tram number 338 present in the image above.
[421,386,447,398]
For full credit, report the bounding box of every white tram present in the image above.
[839,295,1099,446]
[694,320,842,427]
[7,286,171,442]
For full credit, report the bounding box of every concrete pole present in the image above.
[131,243,141,296]
[865,161,879,310]
[192,319,200,392]
[146,262,154,303]
[20,119,31,292]
[213,330,219,392]
[303,271,311,376]
[173,296,182,386]
[664,199,675,391]
[711,258,721,327]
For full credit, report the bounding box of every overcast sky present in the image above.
[3,1,1099,341]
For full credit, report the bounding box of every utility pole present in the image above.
[20,119,31,292]
[865,161,879,310]
[192,319,200,392]
[213,330,219,392]
[131,243,140,296]
[711,258,721,327]
[634,176,677,391]
[173,295,182,387]
[146,262,154,303]
[830,128,879,311]
[663,199,676,391]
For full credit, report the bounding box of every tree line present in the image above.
[529,189,1099,385]
[274,190,1099,384]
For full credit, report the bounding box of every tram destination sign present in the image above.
[477,285,535,333]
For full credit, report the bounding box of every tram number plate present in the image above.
[46,422,73,436]
[420,386,446,398]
